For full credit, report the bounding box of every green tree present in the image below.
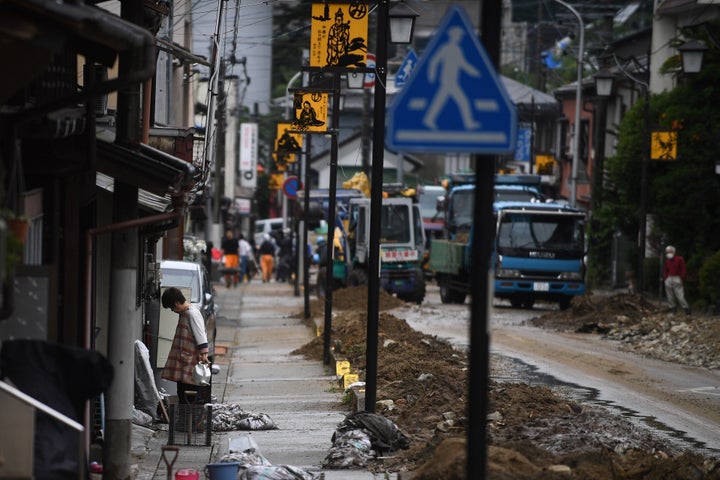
[589,46,720,295]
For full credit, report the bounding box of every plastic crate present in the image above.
[167,402,212,446]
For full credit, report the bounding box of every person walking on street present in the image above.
[160,287,211,404]
[221,229,240,287]
[238,234,253,283]
[663,245,691,315]
[258,233,276,283]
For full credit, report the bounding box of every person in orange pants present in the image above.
[220,229,240,287]
[258,233,276,283]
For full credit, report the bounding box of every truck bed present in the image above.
[429,239,467,275]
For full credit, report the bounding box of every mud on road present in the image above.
[293,287,720,480]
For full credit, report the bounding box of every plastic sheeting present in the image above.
[219,451,319,480]
[134,340,161,419]
[322,430,374,468]
[209,403,277,431]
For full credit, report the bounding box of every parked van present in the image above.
[253,218,284,246]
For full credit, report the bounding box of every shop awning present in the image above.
[96,140,197,207]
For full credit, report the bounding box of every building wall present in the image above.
[557,89,594,207]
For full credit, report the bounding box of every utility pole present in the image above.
[104,0,142,477]
[534,1,543,91]
[204,0,228,242]
[214,59,227,227]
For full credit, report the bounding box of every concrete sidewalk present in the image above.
[132,279,395,480]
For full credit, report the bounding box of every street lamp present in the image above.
[388,1,419,44]
[593,68,615,97]
[366,0,418,413]
[678,39,708,74]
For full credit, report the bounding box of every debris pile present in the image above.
[293,287,720,479]
[531,293,720,369]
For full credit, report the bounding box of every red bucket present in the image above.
[175,469,200,480]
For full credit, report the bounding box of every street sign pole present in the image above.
[469,4,502,479]
[385,4,515,478]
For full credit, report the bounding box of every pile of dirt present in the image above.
[529,293,659,332]
[295,285,407,320]
[530,293,720,369]
[292,291,720,479]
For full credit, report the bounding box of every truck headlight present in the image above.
[497,269,521,278]
[559,272,582,280]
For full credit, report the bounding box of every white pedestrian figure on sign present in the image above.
[423,26,481,130]
[401,58,414,79]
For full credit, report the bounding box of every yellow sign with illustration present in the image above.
[269,173,284,191]
[290,92,328,133]
[651,131,678,161]
[535,154,557,175]
[310,3,369,68]
[273,123,303,172]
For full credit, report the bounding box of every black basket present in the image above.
[168,403,212,446]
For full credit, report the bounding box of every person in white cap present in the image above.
[662,245,691,315]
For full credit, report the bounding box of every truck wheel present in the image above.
[411,269,426,305]
[522,299,535,309]
[510,297,523,308]
[316,268,327,299]
[559,297,572,310]
[347,268,368,287]
[439,275,454,304]
[452,291,467,304]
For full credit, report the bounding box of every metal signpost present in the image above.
[387,5,515,478]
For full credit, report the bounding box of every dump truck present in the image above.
[429,182,586,309]
[314,179,427,304]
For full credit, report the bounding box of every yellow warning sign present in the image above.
[290,92,328,133]
[310,3,369,68]
[651,131,677,161]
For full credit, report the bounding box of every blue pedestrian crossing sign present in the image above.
[394,49,418,88]
[386,6,517,154]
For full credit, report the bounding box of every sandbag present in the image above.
[334,411,409,453]
[209,403,277,431]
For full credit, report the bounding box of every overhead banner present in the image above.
[310,2,369,68]
[240,122,258,188]
[274,123,303,172]
[290,92,328,133]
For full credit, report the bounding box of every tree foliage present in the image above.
[590,47,720,294]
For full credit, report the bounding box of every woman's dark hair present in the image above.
[161,287,186,309]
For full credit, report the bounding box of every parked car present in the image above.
[159,259,217,362]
